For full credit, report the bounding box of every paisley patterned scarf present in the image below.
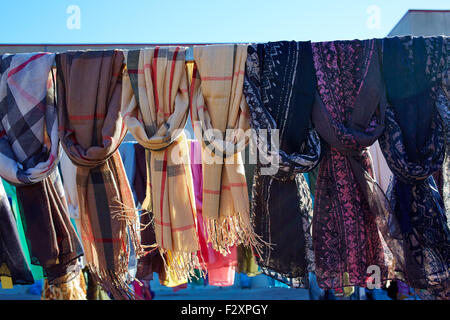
[379,36,450,296]
[243,41,321,287]
[311,39,399,290]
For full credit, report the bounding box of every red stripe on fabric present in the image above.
[204,189,220,195]
[168,47,180,115]
[69,114,106,121]
[154,219,195,232]
[8,78,46,112]
[0,130,5,139]
[198,104,206,111]
[152,47,160,115]
[7,53,47,78]
[180,88,188,93]
[201,76,233,81]
[159,149,168,248]
[201,70,244,82]
[229,183,247,187]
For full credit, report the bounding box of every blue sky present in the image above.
[0,0,448,44]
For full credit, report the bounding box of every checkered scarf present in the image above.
[0,53,59,183]
[0,53,83,284]
[121,47,201,281]
[190,44,261,255]
[56,50,142,300]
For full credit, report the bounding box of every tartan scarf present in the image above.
[311,39,399,289]
[0,181,34,285]
[56,50,141,299]
[190,44,261,255]
[0,52,83,284]
[243,41,321,287]
[379,36,450,294]
[121,47,201,281]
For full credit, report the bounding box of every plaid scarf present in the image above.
[311,39,399,289]
[379,36,450,295]
[56,50,141,299]
[0,52,83,284]
[243,41,321,288]
[121,47,201,280]
[190,44,261,255]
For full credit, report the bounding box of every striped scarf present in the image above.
[121,46,201,281]
[379,36,450,296]
[243,41,321,287]
[0,52,83,284]
[190,44,261,255]
[56,50,141,299]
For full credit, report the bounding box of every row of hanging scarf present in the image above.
[0,35,448,300]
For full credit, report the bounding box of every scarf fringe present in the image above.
[158,248,205,282]
[111,199,151,259]
[206,214,271,257]
[88,264,143,300]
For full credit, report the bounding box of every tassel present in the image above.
[205,213,271,258]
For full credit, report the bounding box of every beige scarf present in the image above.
[121,47,201,280]
[190,44,261,255]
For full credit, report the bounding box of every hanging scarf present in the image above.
[189,140,237,287]
[0,52,83,284]
[190,44,261,255]
[435,38,450,219]
[0,181,34,285]
[121,46,201,281]
[243,41,321,287]
[56,50,141,299]
[311,39,400,289]
[379,36,450,294]
[132,143,164,281]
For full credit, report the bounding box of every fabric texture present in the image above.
[42,268,87,300]
[132,144,164,281]
[2,179,44,281]
[311,39,399,289]
[121,46,200,281]
[56,50,141,299]
[190,140,237,287]
[379,36,450,296]
[190,44,261,255]
[243,41,321,287]
[0,52,83,284]
[0,181,34,285]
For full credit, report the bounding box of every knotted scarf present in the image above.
[243,41,321,287]
[312,39,399,289]
[379,36,450,294]
[56,50,141,299]
[190,44,261,255]
[0,181,33,285]
[0,52,83,284]
[121,47,201,281]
